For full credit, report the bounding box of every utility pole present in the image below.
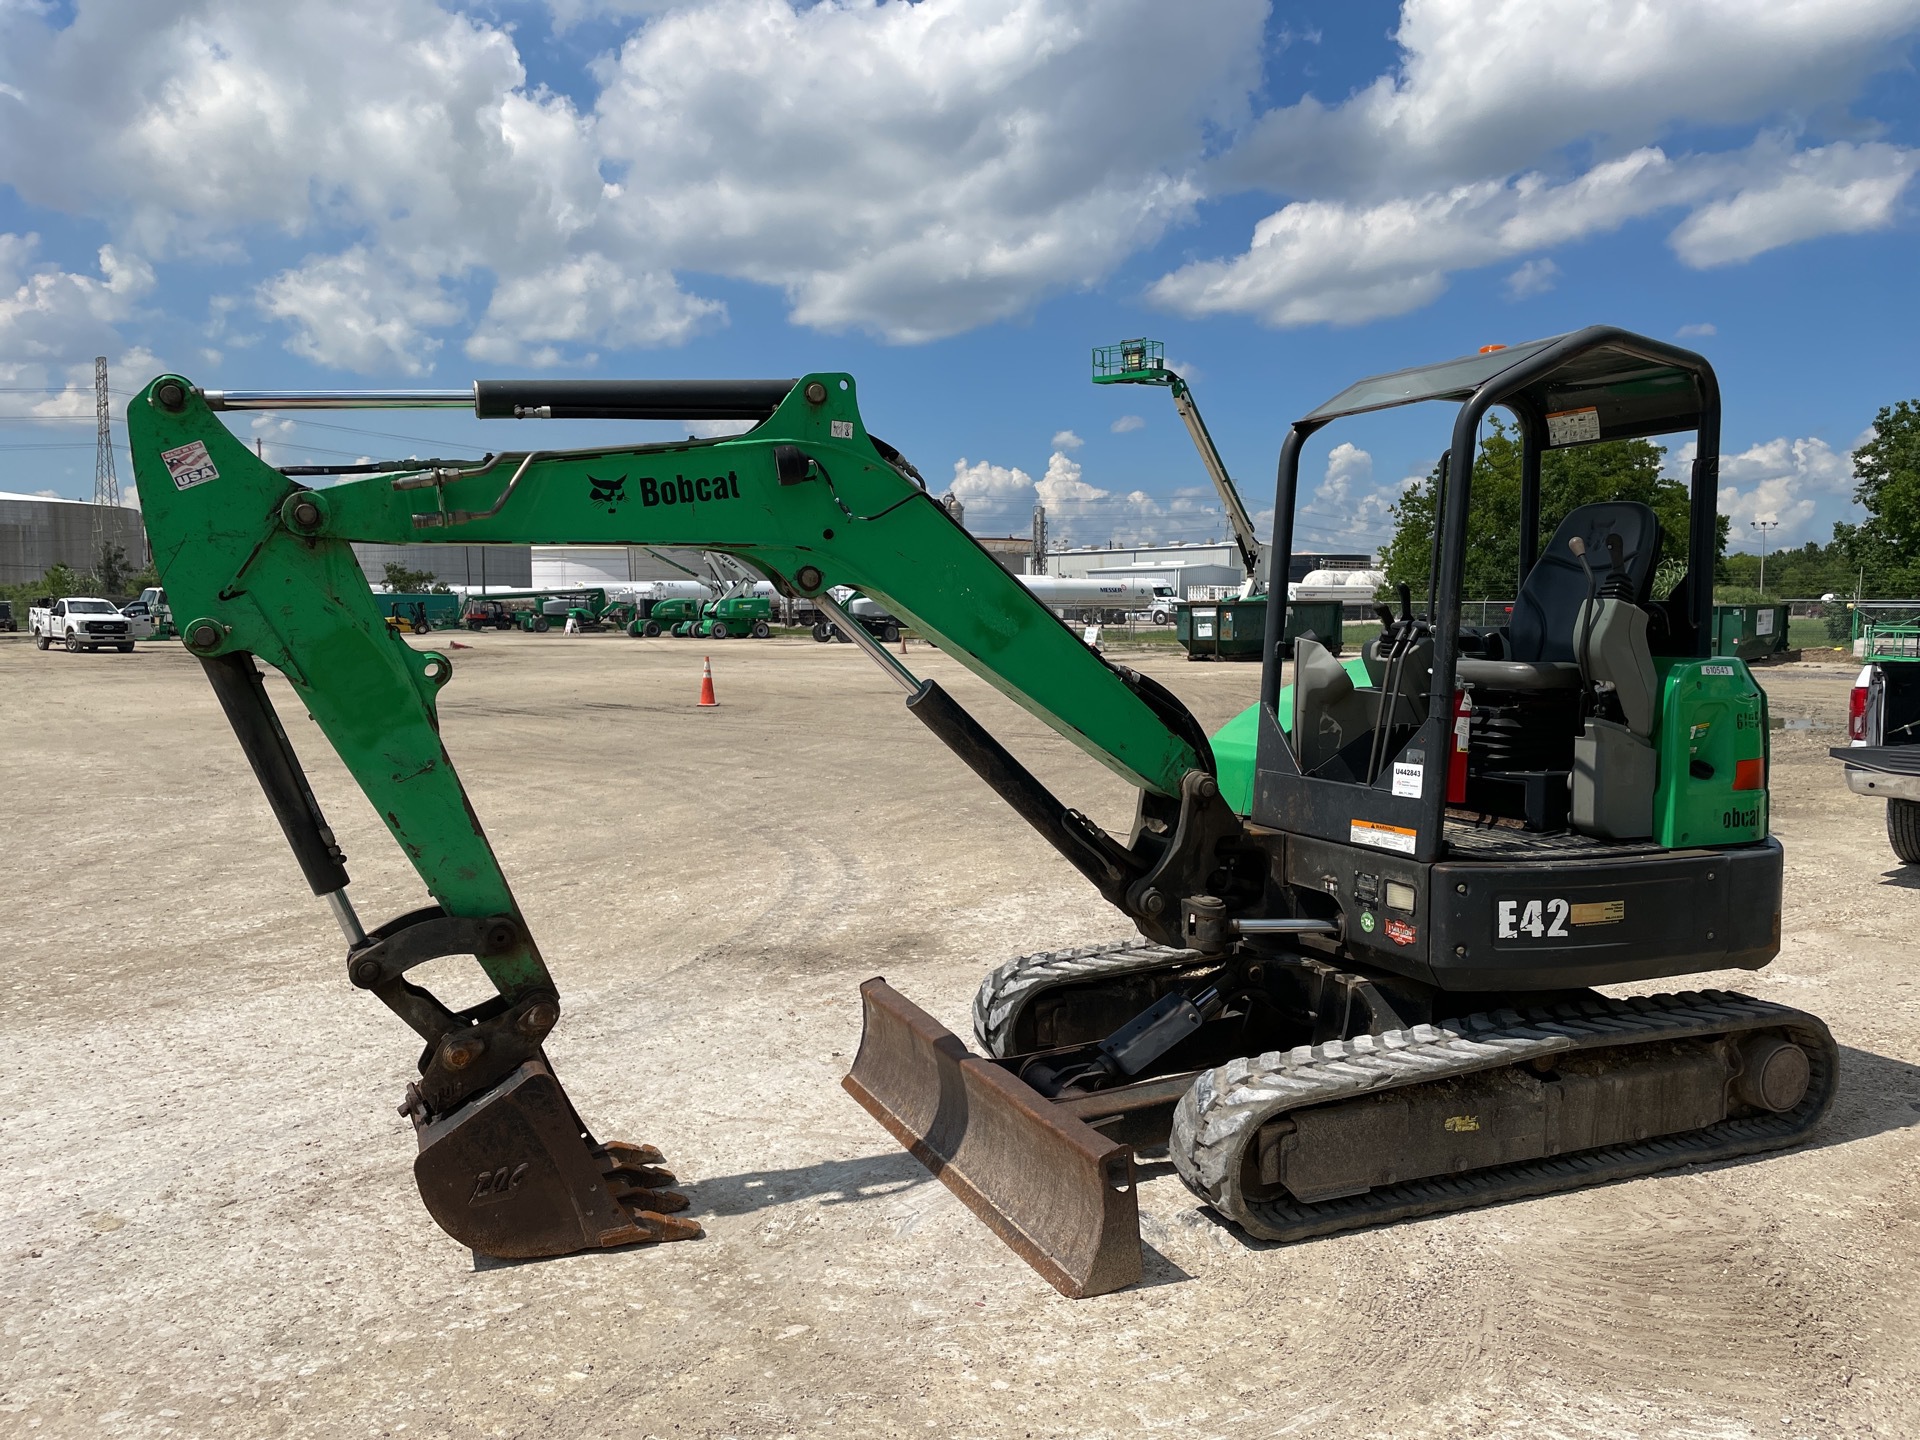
[1031,503,1048,575]
[91,355,122,586]
[1750,520,1779,597]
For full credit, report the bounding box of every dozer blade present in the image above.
[410,1059,702,1259]
[843,977,1141,1299]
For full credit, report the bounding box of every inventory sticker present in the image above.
[1391,757,1424,799]
[1701,664,1735,676]
[1571,899,1625,926]
[1383,918,1417,947]
[1350,818,1417,854]
[162,440,220,490]
[1546,406,1601,446]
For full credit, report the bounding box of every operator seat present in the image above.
[1457,501,1662,693]
[1510,502,1662,661]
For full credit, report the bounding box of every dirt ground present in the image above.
[3,630,1915,1440]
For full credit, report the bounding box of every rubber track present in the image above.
[1171,989,1837,1243]
[972,938,1204,1056]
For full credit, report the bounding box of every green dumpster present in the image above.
[1176,598,1341,661]
[1710,604,1791,661]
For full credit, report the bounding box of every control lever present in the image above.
[1569,535,1600,716]
[1397,581,1413,627]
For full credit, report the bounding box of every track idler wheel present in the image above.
[407,1059,701,1258]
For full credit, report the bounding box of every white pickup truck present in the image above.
[1835,656,1920,863]
[29,596,135,653]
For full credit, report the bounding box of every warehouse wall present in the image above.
[0,493,148,586]
[351,543,532,590]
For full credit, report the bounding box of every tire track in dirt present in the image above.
[1502,1176,1850,1418]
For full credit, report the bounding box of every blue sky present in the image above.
[2,0,1917,562]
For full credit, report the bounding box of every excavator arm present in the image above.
[129,371,1248,1279]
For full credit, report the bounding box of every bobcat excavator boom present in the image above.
[130,370,1231,1280]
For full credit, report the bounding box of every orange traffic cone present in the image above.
[698,656,718,707]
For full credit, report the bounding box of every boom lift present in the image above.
[1093,339,1264,593]
[131,331,1833,1298]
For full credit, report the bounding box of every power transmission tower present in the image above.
[92,356,123,586]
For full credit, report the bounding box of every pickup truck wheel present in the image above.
[34,633,49,650]
[1889,799,1920,865]
[64,631,82,653]
[117,643,134,653]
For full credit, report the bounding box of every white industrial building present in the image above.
[1082,560,1244,598]
[530,546,716,591]
[0,491,148,586]
[1047,542,1375,598]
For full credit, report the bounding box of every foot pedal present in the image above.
[410,1059,701,1258]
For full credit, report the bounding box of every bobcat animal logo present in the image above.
[588,474,627,512]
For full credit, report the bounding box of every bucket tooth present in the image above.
[411,1058,703,1257]
[843,977,1142,1299]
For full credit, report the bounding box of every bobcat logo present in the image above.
[588,474,627,512]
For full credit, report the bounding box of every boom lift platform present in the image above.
[1092,338,1264,592]
[130,332,1832,1298]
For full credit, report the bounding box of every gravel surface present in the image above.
[2,632,1913,1439]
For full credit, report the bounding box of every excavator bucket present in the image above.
[409,1060,702,1258]
[843,978,1142,1299]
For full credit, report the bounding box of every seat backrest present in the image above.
[1509,502,1662,663]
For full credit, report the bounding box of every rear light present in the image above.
[1849,686,1868,742]
[1733,757,1765,791]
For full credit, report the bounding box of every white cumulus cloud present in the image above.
[1154,140,1919,327]
[257,249,463,376]
[1050,429,1084,451]
[1111,414,1146,434]
[1505,257,1559,300]
[1159,0,1920,328]
[1715,434,1859,544]
[0,0,1267,366]
[1669,142,1920,266]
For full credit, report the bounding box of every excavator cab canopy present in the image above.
[1256,325,1727,863]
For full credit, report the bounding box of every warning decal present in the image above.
[1350,819,1417,855]
[1546,407,1601,446]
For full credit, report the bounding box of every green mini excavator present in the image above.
[130,328,1832,1298]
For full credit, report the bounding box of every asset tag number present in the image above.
[1498,897,1569,939]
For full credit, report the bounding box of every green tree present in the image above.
[381,561,441,593]
[95,542,132,595]
[1833,400,1920,596]
[1383,423,1722,600]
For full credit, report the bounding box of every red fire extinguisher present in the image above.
[1447,687,1471,805]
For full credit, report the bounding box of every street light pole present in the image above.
[1750,520,1779,597]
